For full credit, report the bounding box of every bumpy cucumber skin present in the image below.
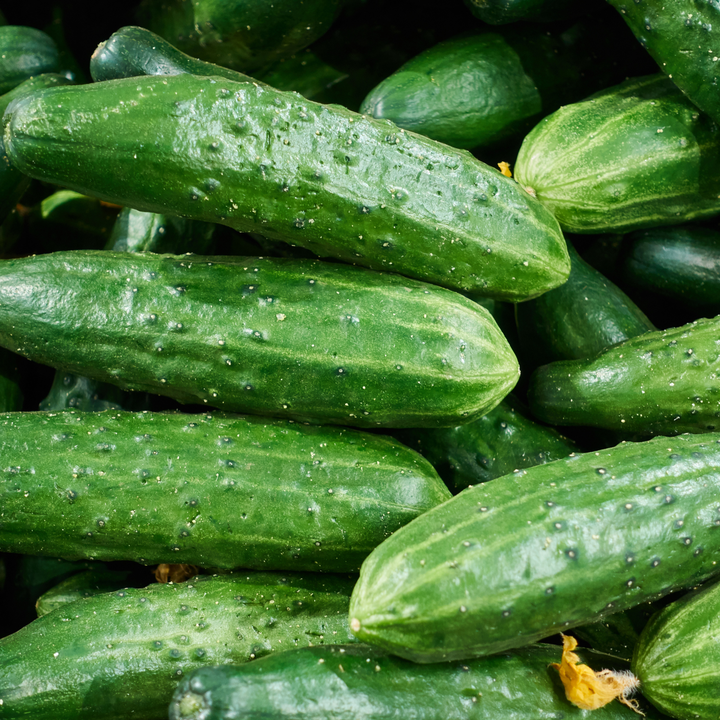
[349,433,720,663]
[0,410,450,570]
[516,241,655,368]
[633,579,720,720]
[0,251,518,428]
[394,395,577,493]
[514,75,720,234]
[0,572,356,720]
[170,643,661,720]
[0,26,60,94]
[608,0,720,126]
[3,74,568,300]
[529,316,720,436]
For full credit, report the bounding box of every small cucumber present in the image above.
[170,643,661,720]
[633,579,720,720]
[349,432,720,662]
[0,26,60,94]
[3,73,569,300]
[0,410,450,571]
[463,0,577,23]
[528,316,720,436]
[0,571,357,719]
[0,251,519,427]
[514,75,720,234]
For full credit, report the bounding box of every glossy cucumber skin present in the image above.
[394,395,577,493]
[0,251,519,427]
[0,410,450,570]
[516,241,655,368]
[134,0,347,74]
[349,433,720,662]
[170,643,662,720]
[0,571,356,719]
[3,74,569,300]
[608,0,720,126]
[463,0,576,23]
[633,579,720,720]
[0,26,60,94]
[514,75,720,234]
[528,316,720,436]
[617,225,720,315]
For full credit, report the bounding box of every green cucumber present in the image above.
[528,316,720,436]
[0,410,450,570]
[632,579,720,720]
[134,0,348,73]
[170,643,661,720]
[607,0,720,127]
[0,571,356,719]
[463,0,577,23]
[3,73,569,300]
[0,26,60,94]
[514,75,720,234]
[516,241,655,368]
[0,250,518,427]
[38,371,150,412]
[348,432,720,662]
[394,395,578,493]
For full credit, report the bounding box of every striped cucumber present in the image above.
[349,433,720,662]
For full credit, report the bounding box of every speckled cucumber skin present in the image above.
[0,571,356,719]
[632,579,720,720]
[3,73,569,300]
[514,75,720,234]
[0,26,60,94]
[608,0,720,126]
[349,433,720,663]
[0,251,519,427]
[528,316,720,436]
[0,410,450,570]
[170,643,663,720]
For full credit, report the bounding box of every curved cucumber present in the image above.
[514,75,720,234]
[0,410,450,570]
[170,643,661,720]
[0,571,356,719]
[349,432,720,662]
[0,251,519,427]
[632,579,720,720]
[528,316,720,436]
[3,73,569,300]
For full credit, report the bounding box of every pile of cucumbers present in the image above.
[1,0,720,718]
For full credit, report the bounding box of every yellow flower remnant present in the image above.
[498,161,512,178]
[552,634,644,715]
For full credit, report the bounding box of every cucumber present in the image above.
[134,0,348,73]
[0,571,357,719]
[348,432,720,662]
[632,579,720,720]
[394,395,578,493]
[3,73,569,300]
[463,0,577,24]
[516,241,655,368]
[514,75,720,234]
[0,410,450,570]
[38,371,150,412]
[0,250,519,427]
[607,0,720,127]
[528,316,720,436]
[0,26,60,94]
[170,643,661,720]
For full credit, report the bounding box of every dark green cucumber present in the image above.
[608,0,720,127]
[514,75,720,234]
[528,316,720,436]
[463,0,577,23]
[0,26,60,94]
[0,410,450,570]
[38,371,150,412]
[616,225,720,317]
[0,571,356,720]
[170,643,660,720]
[134,0,348,73]
[0,251,518,427]
[349,432,720,662]
[516,241,655,368]
[3,73,569,300]
[632,579,720,720]
[394,395,578,493]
